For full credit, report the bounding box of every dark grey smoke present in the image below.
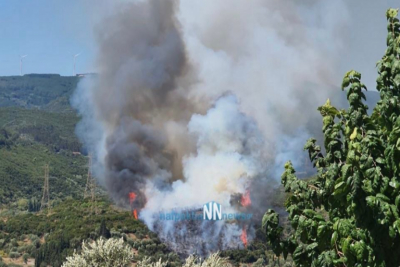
[89,0,197,206]
[105,119,170,207]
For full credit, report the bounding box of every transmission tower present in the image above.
[40,164,50,211]
[84,154,98,214]
[84,154,92,199]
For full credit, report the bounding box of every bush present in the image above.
[23,253,30,264]
[61,237,133,267]
[137,257,168,267]
[9,251,20,259]
[137,253,231,267]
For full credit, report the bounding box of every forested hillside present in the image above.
[0,75,90,266]
[0,74,78,113]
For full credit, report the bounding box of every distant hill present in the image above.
[0,107,81,152]
[0,74,80,112]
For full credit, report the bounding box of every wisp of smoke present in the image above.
[72,0,350,255]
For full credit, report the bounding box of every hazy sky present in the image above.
[0,0,398,90]
[343,0,398,90]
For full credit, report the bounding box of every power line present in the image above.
[40,164,50,212]
[84,154,98,215]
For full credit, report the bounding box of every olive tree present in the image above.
[61,237,132,267]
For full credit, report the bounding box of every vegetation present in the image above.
[0,141,87,205]
[0,107,82,152]
[263,8,400,267]
[0,105,86,206]
[0,198,182,267]
[61,237,133,267]
[62,242,233,267]
[0,74,79,112]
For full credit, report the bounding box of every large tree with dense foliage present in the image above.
[263,8,400,267]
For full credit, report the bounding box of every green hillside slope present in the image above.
[0,107,86,205]
[0,198,182,267]
[0,74,79,112]
[0,107,81,152]
[0,143,87,204]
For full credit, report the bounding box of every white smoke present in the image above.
[141,95,268,220]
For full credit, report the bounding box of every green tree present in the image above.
[263,8,400,267]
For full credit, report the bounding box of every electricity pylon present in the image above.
[40,164,50,211]
[84,154,98,214]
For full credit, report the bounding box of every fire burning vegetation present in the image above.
[240,227,248,248]
[71,0,371,260]
[241,190,252,208]
[240,190,251,248]
[129,192,138,220]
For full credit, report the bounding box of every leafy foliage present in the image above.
[137,253,232,267]
[138,257,169,267]
[263,8,400,267]
[61,237,133,267]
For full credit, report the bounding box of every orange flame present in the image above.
[129,192,137,205]
[241,227,248,247]
[241,190,251,207]
[133,209,138,220]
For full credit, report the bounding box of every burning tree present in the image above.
[129,192,138,219]
[263,9,400,267]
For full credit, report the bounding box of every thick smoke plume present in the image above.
[72,0,350,254]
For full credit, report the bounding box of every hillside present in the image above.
[0,75,383,266]
[0,75,85,206]
[0,107,81,152]
[0,198,183,267]
[0,74,79,113]
[0,106,86,205]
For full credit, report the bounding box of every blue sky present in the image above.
[0,0,104,76]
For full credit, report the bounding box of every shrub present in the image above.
[183,253,231,267]
[23,253,29,264]
[137,257,168,267]
[61,237,133,267]
[9,251,20,259]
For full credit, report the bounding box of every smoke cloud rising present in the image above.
[72,0,350,254]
